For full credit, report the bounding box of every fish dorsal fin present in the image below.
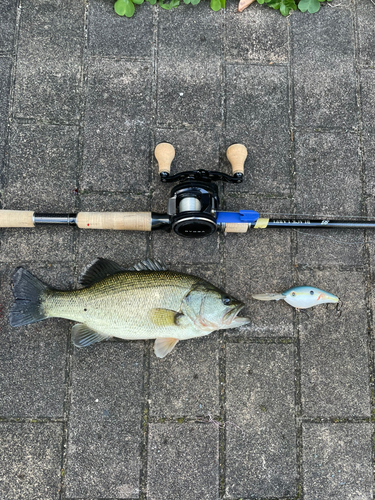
[71,324,112,348]
[127,259,167,272]
[154,338,179,358]
[79,258,125,287]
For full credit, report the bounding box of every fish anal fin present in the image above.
[79,258,125,287]
[154,338,179,358]
[149,308,180,327]
[71,324,112,348]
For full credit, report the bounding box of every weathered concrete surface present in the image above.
[0,1,374,499]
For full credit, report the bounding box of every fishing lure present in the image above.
[252,286,340,310]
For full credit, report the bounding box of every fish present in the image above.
[252,286,340,310]
[9,258,250,358]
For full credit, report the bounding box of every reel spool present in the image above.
[154,143,247,238]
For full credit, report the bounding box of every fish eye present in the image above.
[222,296,232,305]
[310,290,314,295]
[291,292,296,297]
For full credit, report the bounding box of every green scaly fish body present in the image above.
[43,271,202,340]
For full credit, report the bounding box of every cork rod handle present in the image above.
[155,143,175,174]
[76,212,152,231]
[226,144,247,175]
[0,210,35,227]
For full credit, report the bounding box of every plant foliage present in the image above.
[114,0,332,18]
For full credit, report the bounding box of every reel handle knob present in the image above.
[226,144,247,175]
[155,143,175,175]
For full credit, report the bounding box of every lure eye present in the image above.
[291,292,296,297]
[222,296,232,305]
[310,290,314,295]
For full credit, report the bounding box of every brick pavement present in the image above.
[0,0,374,499]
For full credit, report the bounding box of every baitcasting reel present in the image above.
[154,143,248,238]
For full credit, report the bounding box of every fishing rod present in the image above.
[1,143,375,239]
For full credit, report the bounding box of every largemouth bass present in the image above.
[9,258,250,358]
[252,285,340,310]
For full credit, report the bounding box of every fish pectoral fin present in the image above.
[252,293,285,302]
[154,338,179,358]
[71,324,112,348]
[149,308,181,327]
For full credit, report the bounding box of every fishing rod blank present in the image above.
[1,143,375,237]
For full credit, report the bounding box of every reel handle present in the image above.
[155,143,175,175]
[226,144,247,175]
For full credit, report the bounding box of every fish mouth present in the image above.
[223,302,247,325]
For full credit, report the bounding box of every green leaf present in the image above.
[298,0,321,13]
[220,0,225,8]
[210,0,222,10]
[147,0,157,4]
[279,0,297,15]
[257,0,266,4]
[132,0,144,5]
[159,0,180,9]
[264,0,281,9]
[114,0,135,16]
[191,0,201,4]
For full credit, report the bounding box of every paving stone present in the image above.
[223,193,292,218]
[225,64,290,195]
[0,58,12,152]
[361,69,375,133]
[88,0,153,57]
[13,0,84,121]
[5,123,78,212]
[152,230,221,265]
[302,423,373,500]
[291,8,357,128]
[0,422,63,500]
[77,193,149,267]
[81,58,152,193]
[226,343,297,498]
[225,0,288,63]
[66,342,144,498]
[149,336,219,418]
[0,226,75,263]
[157,5,222,127]
[299,269,370,417]
[357,0,375,67]
[294,131,361,217]
[363,132,375,198]
[0,56,9,187]
[148,423,219,500]
[0,0,17,53]
[224,229,294,337]
[296,227,364,268]
[0,264,71,417]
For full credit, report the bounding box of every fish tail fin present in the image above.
[252,293,285,302]
[9,268,50,327]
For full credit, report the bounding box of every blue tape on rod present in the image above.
[216,210,259,224]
